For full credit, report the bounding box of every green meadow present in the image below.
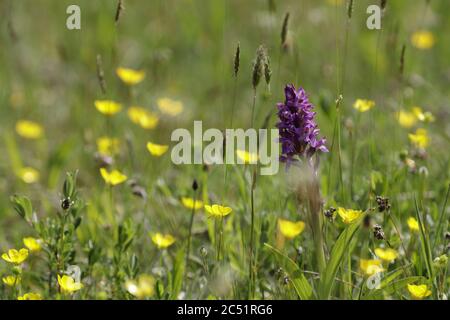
[0,0,449,300]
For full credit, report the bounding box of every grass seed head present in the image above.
[399,44,406,77]
[115,0,125,24]
[281,12,290,46]
[252,45,266,89]
[96,54,107,94]
[234,42,240,77]
[347,0,354,19]
[264,55,272,86]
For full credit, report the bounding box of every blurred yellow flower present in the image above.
[151,233,176,249]
[408,128,429,148]
[204,204,232,218]
[94,100,122,116]
[375,248,398,262]
[397,110,417,128]
[278,219,305,239]
[353,99,375,112]
[57,274,83,294]
[128,106,159,129]
[2,248,29,265]
[18,167,40,184]
[100,168,127,186]
[236,150,259,164]
[412,107,435,123]
[147,142,169,156]
[23,237,42,253]
[15,120,43,139]
[2,275,21,287]
[157,98,183,116]
[407,217,420,232]
[397,107,434,128]
[18,292,43,300]
[125,274,155,299]
[337,207,362,224]
[97,136,120,156]
[411,31,435,50]
[116,67,145,86]
[360,259,384,276]
[407,284,432,300]
[181,197,203,210]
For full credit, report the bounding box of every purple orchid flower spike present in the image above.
[276,84,328,165]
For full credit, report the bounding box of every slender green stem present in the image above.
[248,89,258,299]
[433,183,450,249]
[249,170,256,299]
[185,190,198,281]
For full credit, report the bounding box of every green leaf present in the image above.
[63,170,78,199]
[414,197,434,280]
[364,276,425,299]
[318,213,365,299]
[362,269,403,299]
[264,243,313,300]
[10,195,33,221]
[170,247,186,299]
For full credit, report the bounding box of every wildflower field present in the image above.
[0,0,449,301]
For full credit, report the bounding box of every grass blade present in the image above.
[318,213,366,299]
[264,243,313,300]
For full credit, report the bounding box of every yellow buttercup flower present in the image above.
[360,259,384,276]
[397,110,417,128]
[407,284,432,300]
[278,219,305,239]
[337,207,362,224]
[18,167,40,184]
[157,98,183,116]
[236,150,259,164]
[116,67,145,86]
[94,100,122,116]
[146,142,169,157]
[100,168,127,186]
[204,204,232,218]
[151,233,176,249]
[18,292,43,300]
[23,237,42,253]
[375,248,398,262]
[2,248,29,265]
[15,120,44,139]
[411,31,435,50]
[181,197,203,210]
[408,128,429,149]
[125,274,155,299]
[407,217,420,232]
[128,106,159,129]
[353,99,375,112]
[57,274,83,294]
[2,275,21,287]
[97,136,121,156]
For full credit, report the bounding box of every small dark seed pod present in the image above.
[61,197,72,211]
[373,224,385,240]
[192,179,198,191]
